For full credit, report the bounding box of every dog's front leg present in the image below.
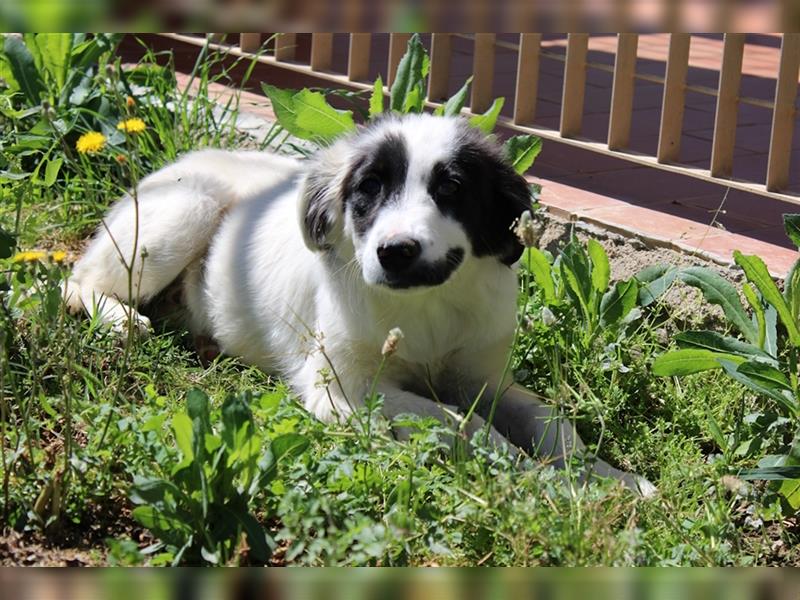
[379,387,518,455]
[482,383,655,496]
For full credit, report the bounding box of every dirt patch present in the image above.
[536,210,742,329]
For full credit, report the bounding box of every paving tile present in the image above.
[677,231,797,276]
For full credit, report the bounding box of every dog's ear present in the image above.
[298,144,350,252]
[487,156,533,266]
[457,134,532,266]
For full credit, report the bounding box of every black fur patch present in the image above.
[430,124,532,265]
[343,133,409,237]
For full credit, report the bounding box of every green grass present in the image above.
[1,35,799,566]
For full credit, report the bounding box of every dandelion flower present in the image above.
[12,250,47,263]
[117,118,146,134]
[50,250,67,262]
[76,131,107,154]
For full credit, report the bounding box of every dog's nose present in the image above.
[377,238,422,273]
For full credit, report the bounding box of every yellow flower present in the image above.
[50,250,67,263]
[117,118,146,134]
[76,131,107,154]
[12,250,47,263]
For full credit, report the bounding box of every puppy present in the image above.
[65,113,654,495]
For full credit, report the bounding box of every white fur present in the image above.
[65,116,655,496]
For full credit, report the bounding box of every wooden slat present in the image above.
[310,33,334,72]
[657,34,691,163]
[513,33,542,125]
[559,33,589,137]
[239,34,261,53]
[766,34,800,192]
[607,34,638,150]
[388,34,411,86]
[710,33,746,178]
[471,33,496,113]
[427,34,452,102]
[347,33,371,81]
[275,33,297,61]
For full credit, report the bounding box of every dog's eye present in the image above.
[358,176,382,196]
[436,179,460,198]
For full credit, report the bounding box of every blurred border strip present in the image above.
[1,568,800,600]
[0,0,797,32]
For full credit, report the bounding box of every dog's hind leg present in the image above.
[66,175,234,332]
[483,384,656,496]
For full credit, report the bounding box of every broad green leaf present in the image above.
[737,360,792,392]
[783,214,800,249]
[599,278,638,326]
[35,33,73,89]
[739,465,800,480]
[186,388,211,436]
[559,245,592,322]
[503,135,542,175]
[718,359,796,414]
[635,265,678,307]
[389,34,428,113]
[765,304,779,357]
[293,89,356,143]
[260,84,313,140]
[4,36,45,105]
[521,247,555,303]
[679,267,757,344]
[271,433,309,462]
[469,97,505,133]
[368,75,384,118]
[783,257,800,324]
[587,239,610,294]
[442,76,472,116]
[0,227,14,259]
[42,157,62,188]
[652,349,744,376]
[780,479,800,508]
[734,251,800,347]
[706,409,728,453]
[402,85,424,114]
[675,330,776,364]
[129,476,181,505]
[230,509,274,563]
[742,282,765,349]
[171,413,194,462]
[132,506,187,535]
[221,392,254,452]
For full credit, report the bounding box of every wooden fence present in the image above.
[162,33,800,202]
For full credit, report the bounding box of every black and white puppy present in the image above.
[65,113,654,495]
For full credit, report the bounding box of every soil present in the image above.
[536,210,737,329]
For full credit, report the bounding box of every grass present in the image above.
[1,35,799,565]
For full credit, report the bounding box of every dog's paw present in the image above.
[634,475,658,499]
[110,313,153,338]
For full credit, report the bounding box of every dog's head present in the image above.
[299,114,532,291]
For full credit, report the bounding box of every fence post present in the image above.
[766,34,800,192]
[657,34,691,163]
[560,33,589,137]
[710,33,745,178]
[348,34,371,81]
[471,33,496,114]
[513,33,542,125]
[607,33,639,150]
[428,34,452,102]
[311,33,334,72]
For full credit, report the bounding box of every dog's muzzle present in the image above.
[376,241,465,289]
